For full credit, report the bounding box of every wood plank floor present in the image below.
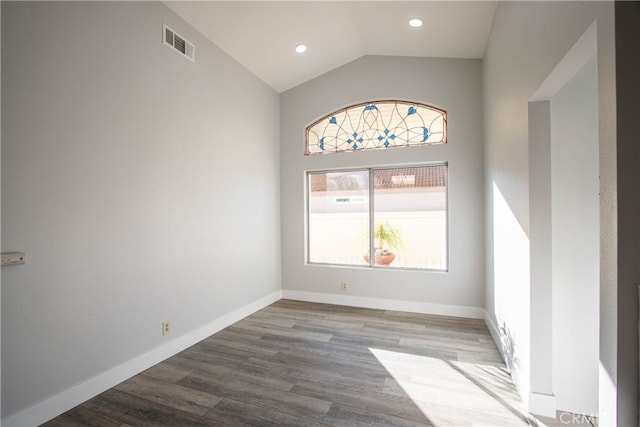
[44,300,542,426]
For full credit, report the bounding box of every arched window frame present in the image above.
[305,100,447,155]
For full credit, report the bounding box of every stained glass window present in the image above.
[306,100,446,155]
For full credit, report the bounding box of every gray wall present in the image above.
[483,0,626,423]
[4,1,637,425]
[1,1,280,418]
[550,56,599,414]
[613,3,640,424]
[280,56,484,310]
[1,2,3,421]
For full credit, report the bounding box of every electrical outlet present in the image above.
[162,321,170,336]
[341,282,348,291]
[1,252,25,266]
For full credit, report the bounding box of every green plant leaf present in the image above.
[374,222,403,252]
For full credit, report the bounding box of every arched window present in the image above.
[306,100,446,155]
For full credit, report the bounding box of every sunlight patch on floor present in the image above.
[370,348,535,426]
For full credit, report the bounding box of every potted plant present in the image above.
[364,222,403,266]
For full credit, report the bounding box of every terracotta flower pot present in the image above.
[363,253,396,265]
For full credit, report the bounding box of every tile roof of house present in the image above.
[310,165,446,192]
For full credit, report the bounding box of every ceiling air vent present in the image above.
[163,24,195,62]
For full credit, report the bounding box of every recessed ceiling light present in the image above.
[409,18,423,28]
[295,43,308,54]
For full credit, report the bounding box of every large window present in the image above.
[307,164,448,270]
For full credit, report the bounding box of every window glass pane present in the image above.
[373,165,447,269]
[308,170,370,265]
[306,101,446,155]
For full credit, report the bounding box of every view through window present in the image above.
[308,164,448,270]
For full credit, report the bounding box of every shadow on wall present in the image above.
[498,321,521,387]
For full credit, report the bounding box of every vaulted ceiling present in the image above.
[165,1,498,93]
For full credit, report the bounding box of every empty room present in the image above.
[2,1,638,426]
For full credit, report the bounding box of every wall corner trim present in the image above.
[1,290,283,427]
[282,290,484,319]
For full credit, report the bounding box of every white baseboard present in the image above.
[2,290,282,427]
[282,290,484,319]
[555,396,598,420]
[529,392,557,418]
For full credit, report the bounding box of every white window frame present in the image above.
[306,163,449,272]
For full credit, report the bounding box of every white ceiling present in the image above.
[165,1,498,93]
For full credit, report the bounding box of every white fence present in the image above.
[308,211,447,270]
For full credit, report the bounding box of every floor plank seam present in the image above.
[43,300,568,427]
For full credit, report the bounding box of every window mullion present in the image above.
[368,169,375,267]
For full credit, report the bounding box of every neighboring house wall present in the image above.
[280,56,484,314]
[308,186,447,269]
[1,1,280,421]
